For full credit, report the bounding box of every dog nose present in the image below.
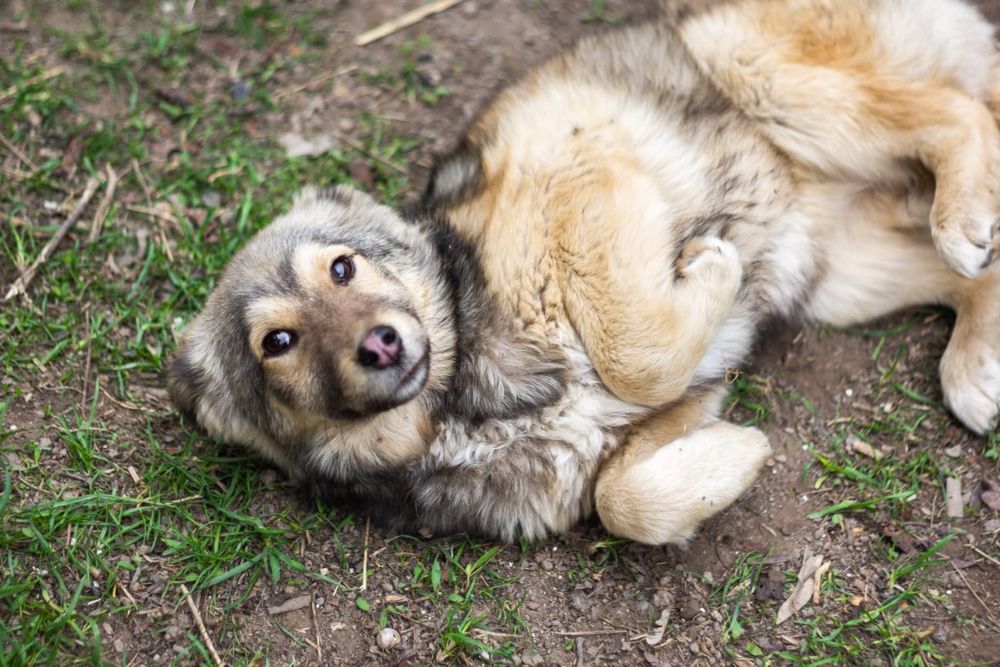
[358,325,402,369]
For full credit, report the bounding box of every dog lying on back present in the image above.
[169,0,1000,544]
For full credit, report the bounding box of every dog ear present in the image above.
[424,141,484,209]
[166,335,209,426]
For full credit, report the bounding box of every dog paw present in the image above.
[931,201,998,279]
[941,343,1000,434]
[677,236,742,298]
[930,141,1000,279]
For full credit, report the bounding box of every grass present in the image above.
[2,1,998,665]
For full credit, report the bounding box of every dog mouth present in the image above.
[394,350,430,403]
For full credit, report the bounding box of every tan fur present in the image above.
[442,0,1000,540]
[171,0,1000,545]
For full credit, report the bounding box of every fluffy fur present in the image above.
[169,0,1000,544]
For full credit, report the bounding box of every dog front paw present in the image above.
[941,342,1000,434]
[677,236,742,302]
[930,138,1000,279]
[931,201,998,280]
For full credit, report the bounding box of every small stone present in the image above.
[259,469,278,485]
[943,445,962,458]
[984,519,1000,532]
[348,158,376,190]
[230,79,252,102]
[689,641,701,655]
[338,118,356,132]
[680,599,701,620]
[315,596,325,607]
[982,490,1000,511]
[201,190,222,208]
[376,627,401,650]
[932,627,948,643]
[114,638,125,653]
[541,559,555,571]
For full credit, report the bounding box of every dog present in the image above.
[169,0,1000,545]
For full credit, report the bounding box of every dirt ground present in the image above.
[2,1,1000,665]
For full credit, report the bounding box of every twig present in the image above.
[311,598,322,663]
[126,204,179,226]
[361,518,370,591]
[0,131,38,171]
[131,157,154,206]
[334,131,407,175]
[87,163,120,245]
[274,65,358,101]
[950,562,1000,628]
[80,320,93,417]
[967,544,1000,568]
[4,177,100,301]
[0,66,65,106]
[180,584,224,667]
[0,21,28,32]
[355,0,465,46]
[553,629,628,637]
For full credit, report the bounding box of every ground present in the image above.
[1,1,999,665]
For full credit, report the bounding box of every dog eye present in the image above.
[262,330,296,356]
[331,255,355,284]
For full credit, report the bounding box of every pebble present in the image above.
[932,627,948,643]
[230,79,252,102]
[541,559,555,571]
[201,190,222,208]
[376,627,401,650]
[984,519,1000,532]
[680,600,701,620]
[259,469,278,485]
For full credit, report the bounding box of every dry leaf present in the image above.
[849,438,884,460]
[644,608,671,646]
[278,132,337,158]
[776,549,825,625]
[267,594,311,615]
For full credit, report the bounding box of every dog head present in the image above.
[168,186,455,480]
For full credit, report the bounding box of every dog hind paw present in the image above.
[941,345,1000,435]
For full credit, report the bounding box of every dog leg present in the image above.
[595,389,771,544]
[563,232,742,408]
[805,186,1000,433]
[680,0,1000,279]
[940,271,1000,434]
